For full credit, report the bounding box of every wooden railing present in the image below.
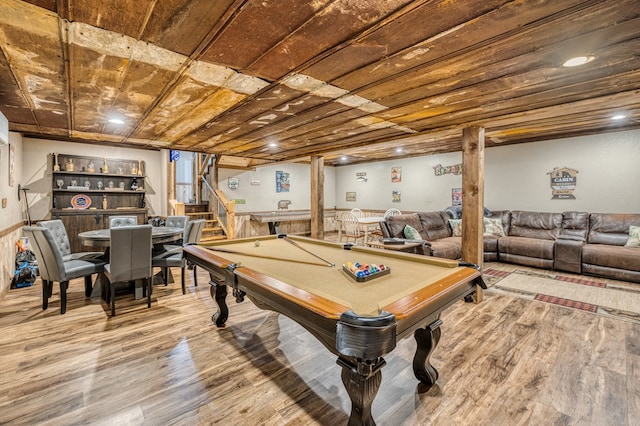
[201,176,235,239]
[169,200,185,216]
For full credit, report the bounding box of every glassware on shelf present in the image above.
[103,158,109,173]
[56,179,64,189]
[117,164,124,175]
[87,161,96,173]
[84,180,91,189]
[96,181,103,190]
[130,163,138,175]
[66,159,75,172]
[108,181,114,189]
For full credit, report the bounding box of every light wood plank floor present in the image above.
[1,262,639,425]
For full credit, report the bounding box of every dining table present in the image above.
[78,226,183,298]
[337,215,386,243]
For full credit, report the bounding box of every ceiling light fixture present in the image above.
[268,142,278,148]
[108,118,125,124]
[562,55,595,67]
[395,147,403,153]
[610,114,627,120]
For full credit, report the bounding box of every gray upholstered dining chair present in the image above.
[103,225,153,316]
[23,226,105,314]
[165,215,188,229]
[37,219,104,262]
[109,216,138,228]
[152,219,205,294]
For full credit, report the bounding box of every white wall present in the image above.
[22,138,166,220]
[335,129,640,214]
[485,130,640,212]
[0,133,24,227]
[218,162,336,212]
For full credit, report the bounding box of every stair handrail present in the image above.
[201,176,235,239]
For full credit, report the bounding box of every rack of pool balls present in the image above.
[342,261,390,282]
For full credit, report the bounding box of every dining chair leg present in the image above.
[60,281,69,314]
[84,275,93,297]
[146,277,152,308]
[181,265,186,295]
[42,280,49,310]
[162,267,169,286]
[110,280,116,316]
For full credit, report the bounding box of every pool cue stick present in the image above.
[204,246,330,267]
[282,237,335,267]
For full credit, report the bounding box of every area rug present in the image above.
[483,268,640,324]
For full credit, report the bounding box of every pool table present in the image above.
[183,235,485,426]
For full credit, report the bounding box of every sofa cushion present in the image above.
[403,224,422,240]
[417,211,452,240]
[588,213,640,246]
[445,236,498,253]
[626,225,640,247]
[488,210,512,235]
[429,238,461,259]
[385,213,427,239]
[449,219,462,236]
[499,236,555,260]
[508,211,562,240]
[582,244,640,272]
[560,211,589,240]
[483,217,505,237]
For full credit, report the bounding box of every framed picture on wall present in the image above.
[346,192,356,202]
[392,190,401,203]
[391,167,401,182]
[452,188,462,206]
[276,170,290,192]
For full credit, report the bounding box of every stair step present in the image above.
[200,235,228,242]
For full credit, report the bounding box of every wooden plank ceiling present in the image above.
[1,0,639,167]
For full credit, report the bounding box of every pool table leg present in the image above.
[337,356,385,426]
[209,274,228,327]
[412,319,442,387]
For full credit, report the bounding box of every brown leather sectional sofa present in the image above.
[379,210,640,283]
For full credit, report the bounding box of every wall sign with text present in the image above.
[547,167,578,199]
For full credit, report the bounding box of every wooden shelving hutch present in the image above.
[50,153,149,253]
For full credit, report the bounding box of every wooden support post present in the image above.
[168,152,176,215]
[310,155,324,240]
[461,126,485,303]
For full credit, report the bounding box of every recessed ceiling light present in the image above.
[395,147,403,153]
[268,142,278,148]
[562,55,595,67]
[610,114,627,120]
[108,118,125,124]
[340,156,348,161]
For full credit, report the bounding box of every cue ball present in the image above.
[254,241,260,247]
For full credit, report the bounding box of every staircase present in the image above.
[185,204,227,242]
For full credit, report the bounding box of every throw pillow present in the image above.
[483,217,506,237]
[449,219,462,237]
[625,225,640,247]
[403,224,422,240]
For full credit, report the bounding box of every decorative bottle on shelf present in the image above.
[87,160,96,173]
[102,195,108,209]
[66,158,74,172]
[102,158,109,173]
[53,153,60,172]
[130,163,138,175]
